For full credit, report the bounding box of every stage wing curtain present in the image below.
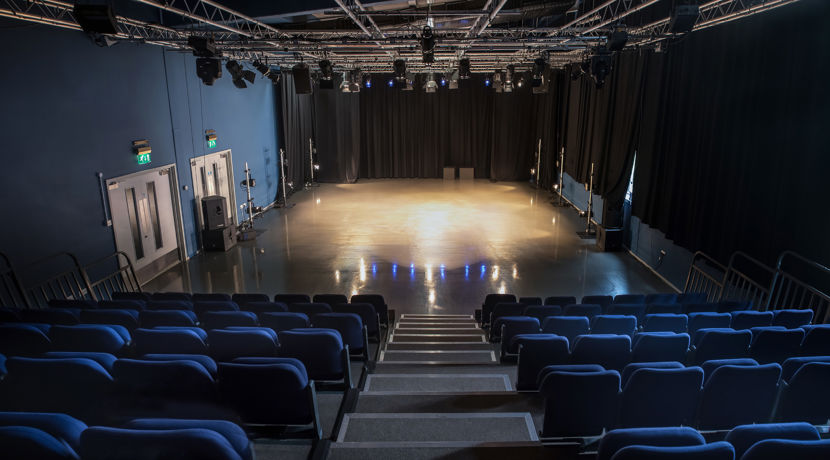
[278,73,314,193]
[313,74,360,183]
[631,0,830,265]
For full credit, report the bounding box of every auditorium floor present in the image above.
[146,179,672,313]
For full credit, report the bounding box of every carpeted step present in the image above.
[392,328,484,335]
[354,392,545,414]
[390,333,485,343]
[373,362,513,375]
[363,374,512,393]
[327,442,556,460]
[381,350,496,364]
[386,342,494,351]
[394,322,479,329]
[336,412,538,443]
[400,314,474,319]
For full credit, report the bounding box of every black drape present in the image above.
[632,0,830,265]
[278,73,315,192]
[313,74,360,183]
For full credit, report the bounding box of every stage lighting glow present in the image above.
[512,265,518,279]
[440,77,446,86]
[498,283,506,294]
[485,78,491,87]
[429,289,435,304]
[426,264,433,281]
[392,264,397,277]
[335,270,340,282]
[388,79,394,87]
[424,73,438,93]
[492,265,499,281]
[316,198,321,204]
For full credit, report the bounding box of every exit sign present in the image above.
[207,139,217,149]
[137,153,152,165]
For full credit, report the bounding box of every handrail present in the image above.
[683,251,726,302]
[0,252,30,308]
[767,250,830,323]
[720,251,775,309]
[21,252,95,307]
[84,251,142,301]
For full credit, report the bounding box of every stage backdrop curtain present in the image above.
[278,73,315,193]
[631,0,830,265]
[313,73,360,183]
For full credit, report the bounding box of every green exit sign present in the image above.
[137,153,152,165]
[207,139,217,149]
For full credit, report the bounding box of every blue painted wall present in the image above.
[0,21,279,267]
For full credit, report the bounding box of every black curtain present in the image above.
[278,73,315,193]
[313,74,361,183]
[632,0,830,265]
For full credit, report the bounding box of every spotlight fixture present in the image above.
[484,76,491,87]
[339,71,352,93]
[571,61,586,80]
[253,59,280,84]
[517,74,525,88]
[188,36,220,58]
[669,0,700,33]
[387,78,395,88]
[196,57,222,86]
[363,73,372,88]
[590,46,613,88]
[318,59,334,89]
[492,72,503,92]
[532,57,547,87]
[608,27,629,52]
[225,60,255,89]
[440,76,447,87]
[424,73,437,93]
[504,65,514,92]
[421,26,435,64]
[349,69,362,92]
[458,58,471,79]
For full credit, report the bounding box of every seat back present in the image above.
[0,425,79,460]
[113,358,216,401]
[613,294,646,305]
[597,427,705,460]
[133,328,208,355]
[201,311,259,329]
[605,305,646,322]
[311,313,365,351]
[490,302,527,330]
[152,292,193,302]
[697,363,782,430]
[312,294,348,306]
[571,334,632,372]
[644,293,679,304]
[591,315,637,337]
[499,317,541,356]
[278,328,345,381]
[0,411,87,454]
[207,329,279,361]
[610,441,735,460]
[140,354,218,377]
[730,310,774,330]
[49,325,128,354]
[194,301,240,316]
[19,308,79,325]
[646,303,684,315]
[192,293,231,302]
[700,358,758,384]
[620,362,684,388]
[772,309,813,329]
[781,355,830,382]
[334,302,379,337]
[518,296,542,306]
[741,438,830,460]
[620,367,703,427]
[0,324,52,356]
[725,422,820,459]
[482,293,517,325]
[750,328,805,364]
[274,294,311,304]
[581,295,613,309]
[776,362,830,423]
[239,301,287,315]
[563,304,603,319]
[541,316,590,347]
[642,314,688,333]
[98,300,146,311]
[123,418,252,460]
[350,294,389,325]
[139,310,197,328]
[231,293,270,306]
[258,312,310,333]
[146,300,193,311]
[631,332,690,363]
[514,334,570,391]
[688,313,732,342]
[289,302,333,318]
[677,292,708,304]
[80,309,140,330]
[80,427,242,460]
[523,305,562,323]
[544,296,577,307]
[692,329,752,365]
[800,325,830,356]
[112,292,152,303]
[683,303,719,314]
[539,370,620,437]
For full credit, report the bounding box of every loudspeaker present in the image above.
[292,63,312,94]
[669,4,700,33]
[202,225,236,252]
[597,226,624,252]
[201,195,228,230]
[73,2,118,34]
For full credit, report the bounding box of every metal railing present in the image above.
[767,251,830,323]
[0,252,30,308]
[21,252,95,307]
[84,252,142,302]
[683,251,727,302]
[720,251,774,309]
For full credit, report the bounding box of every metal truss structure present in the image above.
[0,0,801,73]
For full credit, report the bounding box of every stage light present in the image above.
[532,57,547,87]
[339,72,351,92]
[363,73,372,88]
[188,36,219,58]
[608,27,629,52]
[484,77,491,87]
[319,59,334,89]
[424,73,437,93]
[440,76,447,87]
[225,60,255,89]
[388,79,395,87]
[421,25,435,64]
[591,46,613,88]
[459,58,471,79]
[394,59,407,81]
[492,72,503,92]
[196,57,222,86]
[253,59,280,84]
[517,75,525,88]
[670,1,700,33]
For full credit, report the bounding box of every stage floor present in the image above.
[146,179,672,314]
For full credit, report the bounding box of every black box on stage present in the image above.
[202,224,236,252]
[597,226,624,252]
[201,195,228,230]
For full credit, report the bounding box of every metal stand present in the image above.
[305,137,319,188]
[577,161,596,239]
[552,148,567,206]
[238,162,260,240]
[532,138,542,188]
[278,148,295,209]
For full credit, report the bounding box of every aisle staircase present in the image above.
[328,314,554,459]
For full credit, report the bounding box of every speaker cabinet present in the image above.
[597,226,624,252]
[202,225,236,252]
[293,63,312,94]
[201,195,228,231]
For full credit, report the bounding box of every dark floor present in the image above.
[146,179,672,313]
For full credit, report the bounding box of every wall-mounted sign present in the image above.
[137,152,152,165]
[206,129,217,148]
[133,139,152,165]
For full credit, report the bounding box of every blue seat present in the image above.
[154,325,208,340]
[0,411,87,454]
[775,362,830,423]
[519,296,542,305]
[523,305,562,323]
[43,351,117,372]
[563,304,603,320]
[313,294,348,306]
[0,425,79,460]
[614,294,646,305]
[646,303,684,315]
[490,302,528,330]
[220,358,321,438]
[80,427,242,460]
[0,353,6,377]
[544,296,577,307]
[539,369,620,437]
[598,427,705,460]
[645,293,679,304]
[139,310,197,328]
[98,299,145,311]
[741,438,830,460]
[48,299,97,309]
[0,324,51,356]
[684,303,720,314]
[231,293,271,306]
[334,302,380,338]
[799,325,830,355]
[571,334,632,371]
[632,332,690,363]
[194,301,240,316]
[700,358,758,384]
[514,334,570,391]
[643,314,688,333]
[620,367,704,427]
[201,311,259,329]
[605,305,646,323]
[0,357,114,423]
[692,329,752,365]
[49,325,128,354]
[499,317,541,357]
[207,328,279,361]
[146,300,193,311]
[678,292,708,304]
[718,300,752,313]
[123,418,252,460]
[725,422,820,459]
[133,328,208,355]
[289,302,333,318]
[113,358,217,402]
[688,313,733,342]
[582,295,613,309]
[81,309,140,330]
[730,311,774,330]
[151,292,193,302]
[591,315,637,337]
[750,328,804,364]
[239,301,288,315]
[274,293,311,304]
[19,308,79,325]
[141,353,218,377]
[259,312,310,333]
[278,328,351,387]
[351,294,390,327]
[311,313,367,356]
[620,362,684,388]
[537,364,606,389]
[111,291,152,303]
[541,316,590,346]
[781,355,830,381]
[481,293,516,326]
[697,363,782,430]
[192,293,232,302]
[610,441,735,460]
[772,309,813,329]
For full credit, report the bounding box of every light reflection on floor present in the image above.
[146,179,672,314]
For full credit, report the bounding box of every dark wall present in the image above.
[0,21,280,267]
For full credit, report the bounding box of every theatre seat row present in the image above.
[538,360,830,436]
[595,423,830,460]
[513,327,830,390]
[0,411,255,460]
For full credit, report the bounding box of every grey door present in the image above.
[190,150,236,233]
